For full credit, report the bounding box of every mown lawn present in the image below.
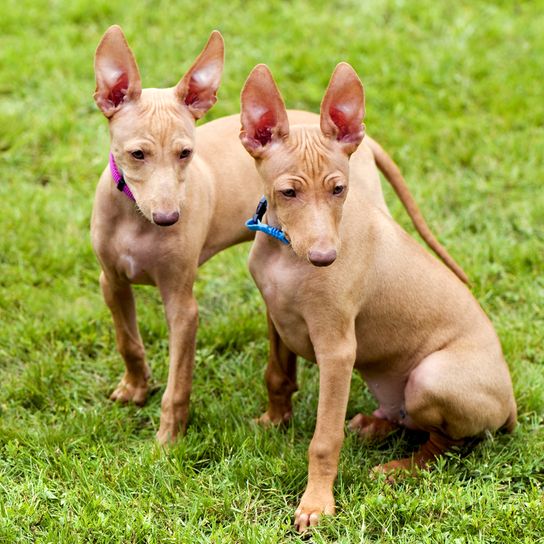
[1,0,543,542]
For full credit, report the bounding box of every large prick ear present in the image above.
[175,31,224,119]
[240,64,289,158]
[94,25,142,118]
[320,62,365,154]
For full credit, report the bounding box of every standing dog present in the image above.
[91,26,264,443]
[239,64,516,531]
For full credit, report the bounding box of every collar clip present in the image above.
[245,197,290,245]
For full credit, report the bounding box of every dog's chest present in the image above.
[117,251,151,284]
[95,221,177,285]
[249,247,315,361]
[114,229,160,283]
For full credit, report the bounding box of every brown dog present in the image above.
[239,64,516,531]
[91,26,264,443]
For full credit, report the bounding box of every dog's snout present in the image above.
[308,249,337,267]
[152,211,180,227]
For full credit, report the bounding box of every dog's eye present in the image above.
[333,185,344,195]
[179,149,192,159]
[281,189,296,198]
[131,150,145,160]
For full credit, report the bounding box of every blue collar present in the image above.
[245,197,290,245]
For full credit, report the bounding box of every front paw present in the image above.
[110,371,150,406]
[156,419,184,445]
[294,489,335,532]
[156,425,177,446]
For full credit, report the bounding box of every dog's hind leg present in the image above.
[101,271,150,406]
[373,431,466,477]
[256,313,298,426]
[372,347,515,478]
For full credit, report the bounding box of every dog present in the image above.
[91,25,265,443]
[239,63,516,531]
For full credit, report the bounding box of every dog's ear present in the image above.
[94,25,142,118]
[320,62,365,155]
[240,64,289,158]
[175,31,224,120]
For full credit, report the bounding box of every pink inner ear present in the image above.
[182,71,218,113]
[109,73,129,107]
[184,74,206,106]
[330,106,356,142]
[329,106,350,142]
[185,90,200,107]
[254,111,276,146]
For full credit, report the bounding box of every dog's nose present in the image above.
[308,249,337,267]
[152,211,180,227]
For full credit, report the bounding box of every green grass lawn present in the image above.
[1,0,543,541]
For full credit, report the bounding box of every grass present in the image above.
[1,0,543,541]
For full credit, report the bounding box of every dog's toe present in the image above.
[110,378,149,405]
[348,413,367,431]
[254,410,291,427]
[293,491,334,532]
[294,509,317,533]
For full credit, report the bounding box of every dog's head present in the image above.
[240,63,365,266]
[94,26,224,226]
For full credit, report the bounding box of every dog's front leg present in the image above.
[257,313,298,426]
[294,336,356,532]
[100,271,150,405]
[155,281,199,445]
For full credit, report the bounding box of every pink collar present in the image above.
[109,152,136,202]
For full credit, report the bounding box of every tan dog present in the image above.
[91,26,265,443]
[239,64,516,531]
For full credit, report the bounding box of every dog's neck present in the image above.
[109,152,136,201]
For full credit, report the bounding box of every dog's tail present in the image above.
[365,136,469,285]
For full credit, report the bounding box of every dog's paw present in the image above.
[110,373,150,406]
[348,413,397,441]
[370,458,415,484]
[254,409,292,427]
[348,413,371,432]
[156,421,186,446]
[294,490,335,532]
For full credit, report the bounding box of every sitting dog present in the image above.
[239,63,516,531]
